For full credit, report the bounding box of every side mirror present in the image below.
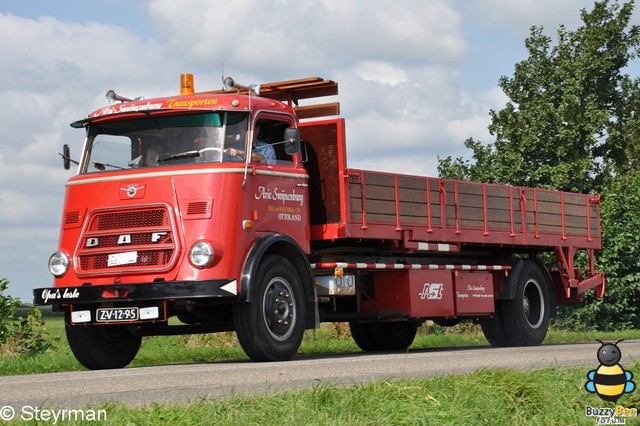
[284,127,300,155]
[62,144,71,170]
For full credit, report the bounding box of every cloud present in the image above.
[465,0,595,35]
[0,190,41,223]
[331,61,506,177]
[148,0,467,76]
[353,61,408,86]
[0,13,174,168]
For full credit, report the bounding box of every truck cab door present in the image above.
[246,117,309,252]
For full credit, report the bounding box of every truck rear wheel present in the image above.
[482,261,551,347]
[480,303,510,347]
[233,255,306,361]
[349,321,417,351]
[65,320,141,370]
[502,261,551,345]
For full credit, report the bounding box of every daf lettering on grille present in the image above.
[151,232,167,242]
[85,232,168,248]
[117,235,132,245]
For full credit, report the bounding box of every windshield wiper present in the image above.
[157,150,201,162]
[92,161,125,170]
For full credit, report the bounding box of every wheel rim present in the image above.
[523,278,544,329]
[262,277,297,341]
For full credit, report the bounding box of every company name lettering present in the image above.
[93,97,219,117]
[255,186,304,206]
[96,103,163,116]
[166,98,218,108]
[466,284,486,292]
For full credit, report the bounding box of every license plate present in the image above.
[96,307,139,322]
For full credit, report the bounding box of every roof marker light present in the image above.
[180,73,195,96]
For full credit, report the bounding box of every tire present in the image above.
[348,321,379,351]
[349,321,417,352]
[500,261,551,346]
[233,255,306,361]
[65,319,141,370]
[480,301,511,347]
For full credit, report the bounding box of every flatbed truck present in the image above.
[34,74,605,369]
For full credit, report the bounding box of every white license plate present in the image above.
[96,307,139,322]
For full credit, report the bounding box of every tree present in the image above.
[439,0,640,193]
[438,1,640,330]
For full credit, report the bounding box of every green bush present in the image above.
[0,278,56,356]
[556,172,640,330]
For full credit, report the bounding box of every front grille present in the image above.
[76,206,176,275]
[79,250,174,270]
[89,209,167,231]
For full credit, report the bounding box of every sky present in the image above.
[0,0,637,301]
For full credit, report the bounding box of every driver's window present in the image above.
[254,119,294,165]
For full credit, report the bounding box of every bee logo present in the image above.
[585,339,635,403]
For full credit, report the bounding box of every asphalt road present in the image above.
[2,340,639,409]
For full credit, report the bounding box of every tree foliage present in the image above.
[558,173,640,330]
[438,1,640,330]
[0,278,54,356]
[438,0,640,193]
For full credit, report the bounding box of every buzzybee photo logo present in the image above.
[584,340,637,424]
[585,340,635,403]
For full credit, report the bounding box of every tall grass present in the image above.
[60,363,640,425]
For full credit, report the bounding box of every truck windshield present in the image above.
[81,111,248,173]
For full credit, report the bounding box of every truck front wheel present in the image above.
[234,255,306,361]
[65,320,141,370]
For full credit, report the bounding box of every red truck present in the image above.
[34,74,605,369]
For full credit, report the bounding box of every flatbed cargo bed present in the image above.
[302,118,601,252]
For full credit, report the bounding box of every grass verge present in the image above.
[12,363,638,425]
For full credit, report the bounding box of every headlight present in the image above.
[48,251,70,277]
[189,241,214,268]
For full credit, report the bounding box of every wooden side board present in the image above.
[347,170,600,246]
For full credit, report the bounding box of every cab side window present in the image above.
[255,119,294,165]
